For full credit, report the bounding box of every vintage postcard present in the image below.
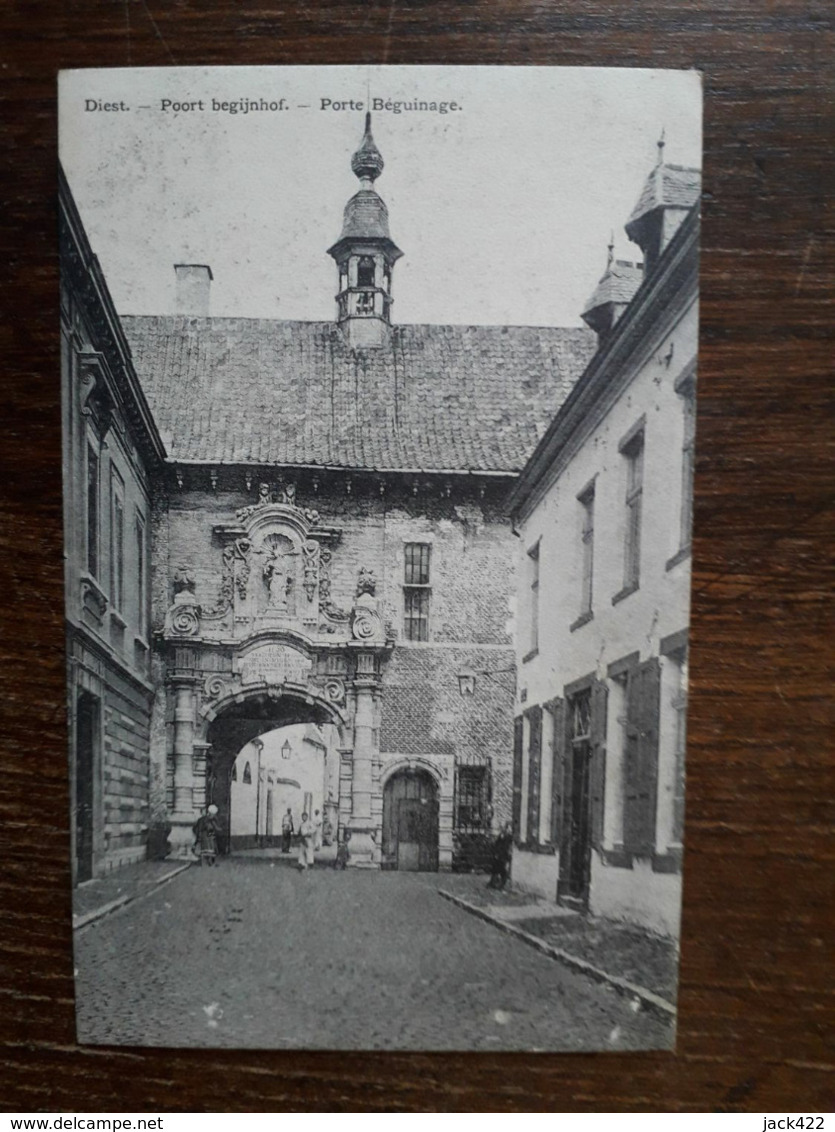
[59,65,702,1050]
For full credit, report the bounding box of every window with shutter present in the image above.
[526,705,543,846]
[622,657,661,855]
[512,715,524,843]
[547,698,565,847]
[589,680,608,849]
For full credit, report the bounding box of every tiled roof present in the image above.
[121,316,596,473]
[583,260,644,313]
[627,163,701,227]
[339,190,392,240]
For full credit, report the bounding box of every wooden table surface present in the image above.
[0,0,832,1113]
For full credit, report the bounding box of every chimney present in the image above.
[174,264,213,316]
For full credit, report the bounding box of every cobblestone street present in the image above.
[74,860,674,1051]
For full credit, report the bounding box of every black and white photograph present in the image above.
[59,64,702,1052]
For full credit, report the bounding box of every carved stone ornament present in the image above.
[80,576,108,626]
[78,353,115,438]
[173,567,196,596]
[351,569,384,643]
[302,539,320,603]
[236,481,320,526]
[204,539,251,617]
[352,607,384,642]
[319,549,349,624]
[164,568,202,637]
[323,678,346,705]
[203,673,228,702]
[356,566,377,598]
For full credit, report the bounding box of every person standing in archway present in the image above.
[193,804,220,867]
[297,811,315,871]
[281,807,294,854]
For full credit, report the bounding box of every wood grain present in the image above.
[0,0,832,1113]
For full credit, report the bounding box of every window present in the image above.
[86,444,99,577]
[357,256,375,287]
[135,511,147,635]
[622,430,644,590]
[403,543,431,641]
[679,386,696,552]
[356,291,374,314]
[578,485,595,616]
[231,763,237,782]
[571,690,592,751]
[455,766,490,832]
[526,542,540,655]
[670,650,688,845]
[110,470,125,612]
[242,761,252,785]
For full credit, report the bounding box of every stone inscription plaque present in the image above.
[239,644,312,686]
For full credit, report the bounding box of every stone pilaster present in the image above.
[347,648,381,867]
[167,645,200,855]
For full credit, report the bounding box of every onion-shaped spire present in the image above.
[350,112,384,186]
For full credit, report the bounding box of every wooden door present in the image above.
[383,769,439,871]
[558,691,593,906]
[559,740,592,901]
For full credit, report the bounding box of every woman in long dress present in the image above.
[193,804,220,867]
[297,811,316,871]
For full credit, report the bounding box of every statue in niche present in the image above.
[261,535,297,616]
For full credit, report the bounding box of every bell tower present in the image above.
[327,114,403,348]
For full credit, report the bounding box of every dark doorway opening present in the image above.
[558,690,593,908]
[75,690,99,883]
[382,768,439,872]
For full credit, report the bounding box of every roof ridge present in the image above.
[120,314,591,333]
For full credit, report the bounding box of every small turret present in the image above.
[327,114,403,348]
[581,235,643,343]
[625,132,701,271]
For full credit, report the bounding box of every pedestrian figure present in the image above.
[313,808,323,852]
[297,811,316,871]
[281,807,294,854]
[193,804,220,867]
[487,822,513,890]
[334,829,350,870]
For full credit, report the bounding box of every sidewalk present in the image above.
[234,842,338,866]
[438,874,678,1014]
[73,858,191,929]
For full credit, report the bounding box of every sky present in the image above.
[59,65,702,328]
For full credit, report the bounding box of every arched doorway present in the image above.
[204,688,344,856]
[382,768,439,872]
